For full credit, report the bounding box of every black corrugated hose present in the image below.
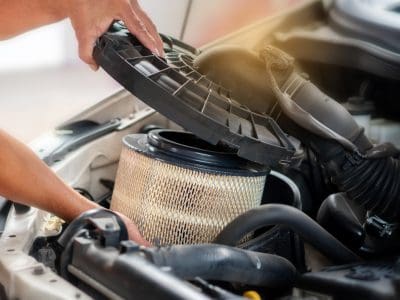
[325,143,400,223]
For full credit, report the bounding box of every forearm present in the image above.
[0,0,66,40]
[0,130,98,221]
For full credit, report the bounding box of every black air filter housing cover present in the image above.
[93,23,295,168]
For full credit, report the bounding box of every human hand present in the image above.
[63,0,164,70]
[114,211,151,247]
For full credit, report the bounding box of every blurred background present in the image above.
[0,0,299,142]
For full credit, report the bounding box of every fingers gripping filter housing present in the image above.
[111,130,268,245]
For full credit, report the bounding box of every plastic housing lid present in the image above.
[93,23,295,168]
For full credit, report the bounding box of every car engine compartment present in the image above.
[1,0,400,299]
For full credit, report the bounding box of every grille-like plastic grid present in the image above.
[93,25,295,168]
[111,146,266,245]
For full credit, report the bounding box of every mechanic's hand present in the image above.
[115,211,151,247]
[64,0,164,70]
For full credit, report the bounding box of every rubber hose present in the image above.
[327,147,400,222]
[214,204,360,264]
[144,244,296,288]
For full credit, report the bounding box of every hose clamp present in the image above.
[365,215,398,238]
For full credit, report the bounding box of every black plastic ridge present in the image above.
[123,130,269,176]
[93,24,295,168]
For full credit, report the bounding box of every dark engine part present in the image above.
[69,239,212,300]
[58,209,215,299]
[297,258,400,300]
[317,193,400,257]
[194,45,400,238]
[145,244,296,289]
[249,171,307,271]
[58,209,297,299]
[215,204,359,264]
[325,145,400,224]
[317,193,366,251]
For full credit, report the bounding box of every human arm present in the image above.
[0,0,164,69]
[0,129,150,246]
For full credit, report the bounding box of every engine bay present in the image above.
[1,1,400,299]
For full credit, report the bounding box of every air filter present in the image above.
[111,130,268,245]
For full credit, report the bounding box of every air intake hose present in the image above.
[194,46,400,229]
[214,204,360,264]
[144,244,296,288]
[323,143,400,224]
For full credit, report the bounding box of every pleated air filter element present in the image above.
[111,130,268,245]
